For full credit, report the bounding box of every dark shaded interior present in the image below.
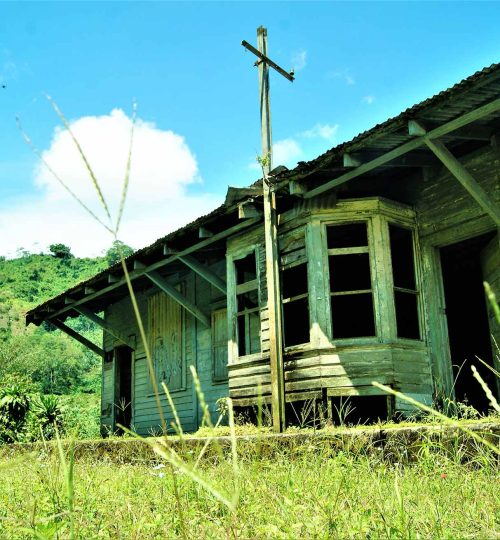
[115,346,133,432]
[440,233,497,413]
[282,263,310,347]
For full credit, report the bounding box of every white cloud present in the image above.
[248,138,303,172]
[361,95,375,105]
[327,70,355,86]
[291,50,307,72]
[299,123,339,143]
[0,109,218,257]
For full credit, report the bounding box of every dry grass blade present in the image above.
[151,442,236,511]
[16,117,114,234]
[46,94,112,224]
[119,258,167,434]
[115,101,137,233]
[484,281,500,326]
[161,381,184,438]
[471,365,500,413]
[372,381,500,456]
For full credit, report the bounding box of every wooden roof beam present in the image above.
[144,270,211,328]
[301,95,500,199]
[74,305,136,349]
[426,138,500,227]
[343,151,437,168]
[42,217,260,322]
[49,318,105,358]
[177,255,227,295]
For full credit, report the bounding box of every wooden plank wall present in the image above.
[416,145,500,400]
[416,146,500,243]
[102,257,229,436]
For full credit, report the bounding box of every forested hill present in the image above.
[0,241,133,397]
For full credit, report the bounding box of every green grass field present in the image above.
[0,427,498,539]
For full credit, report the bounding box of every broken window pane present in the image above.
[327,223,368,249]
[389,225,416,290]
[282,264,308,298]
[329,254,371,292]
[394,291,420,340]
[389,224,420,340]
[331,293,375,338]
[235,252,257,284]
[281,262,310,347]
[283,297,310,346]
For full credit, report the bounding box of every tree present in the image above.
[49,243,74,260]
[105,240,134,266]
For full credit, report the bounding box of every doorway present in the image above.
[114,346,133,433]
[440,232,498,413]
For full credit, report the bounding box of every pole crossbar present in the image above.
[241,40,295,82]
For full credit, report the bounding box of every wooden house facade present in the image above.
[27,64,500,435]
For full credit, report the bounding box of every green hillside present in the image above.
[0,247,110,441]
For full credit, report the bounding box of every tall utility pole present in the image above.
[242,27,295,432]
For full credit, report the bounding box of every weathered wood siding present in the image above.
[416,145,500,399]
[227,199,434,411]
[102,258,229,436]
[416,146,500,244]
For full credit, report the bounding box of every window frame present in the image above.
[227,246,262,363]
[385,219,425,344]
[280,230,311,350]
[321,218,381,344]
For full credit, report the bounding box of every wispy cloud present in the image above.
[361,95,375,105]
[327,69,355,86]
[291,49,307,72]
[299,123,339,143]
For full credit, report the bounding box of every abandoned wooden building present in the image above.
[27,63,500,435]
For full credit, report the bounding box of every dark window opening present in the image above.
[235,252,257,284]
[440,233,498,414]
[394,291,420,340]
[331,293,375,338]
[282,263,310,347]
[327,223,368,249]
[237,311,260,356]
[327,223,375,339]
[114,346,133,434]
[329,254,371,292]
[235,251,260,357]
[389,224,420,339]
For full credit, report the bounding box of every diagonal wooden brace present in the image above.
[424,138,500,227]
[50,318,105,357]
[144,270,211,328]
[73,305,136,349]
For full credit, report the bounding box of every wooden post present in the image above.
[257,26,286,432]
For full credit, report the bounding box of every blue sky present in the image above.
[1,1,499,257]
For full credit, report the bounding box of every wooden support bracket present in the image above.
[424,137,500,227]
[296,96,500,199]
[74,305,136,349]
[238,200,262,219]
[50,318,105,357]
[178,255,227,294]
[198,227,213,238]
[144,270,211,327]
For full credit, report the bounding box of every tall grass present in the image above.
[18,97,241,535]
[10,97,499,539]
